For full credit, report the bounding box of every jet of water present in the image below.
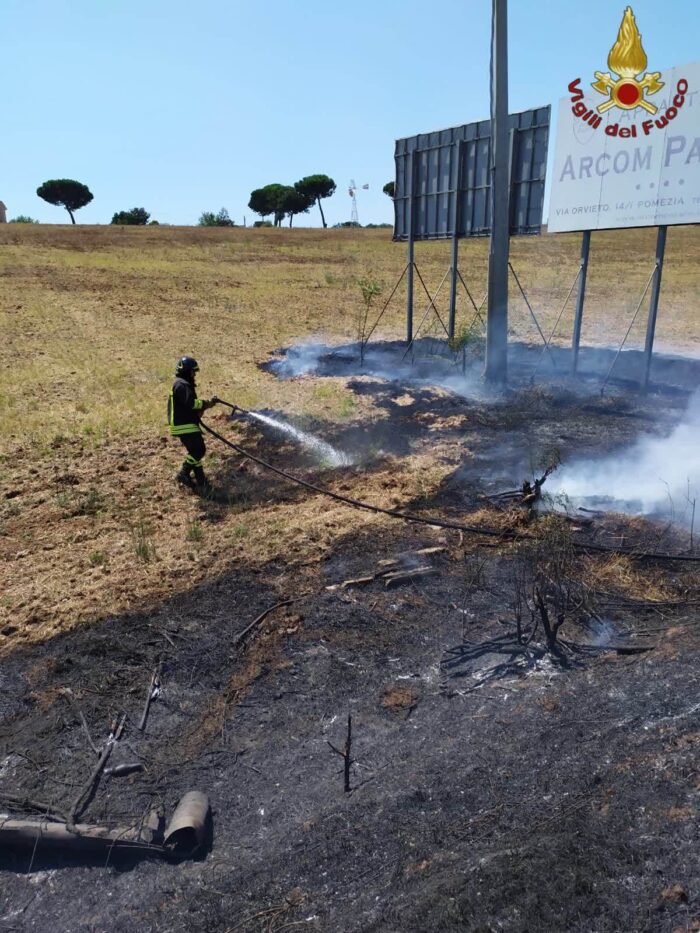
[246,412,352,468]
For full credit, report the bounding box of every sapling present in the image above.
[356,275,382,365]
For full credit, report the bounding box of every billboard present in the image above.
[548,59,700,232]
[393,106,550,241]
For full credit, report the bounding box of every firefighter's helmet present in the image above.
[175,356,199,378]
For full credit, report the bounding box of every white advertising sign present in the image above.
[548,59,700,232]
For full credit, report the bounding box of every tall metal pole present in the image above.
[484,0,510,385]
[448,140,464,341]
[642,224,667,389]
[571,229,591,376]
[448,234,459,341]
[406,152,415,344]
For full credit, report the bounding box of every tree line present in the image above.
[8,173,392,225]
[248,175,336,228]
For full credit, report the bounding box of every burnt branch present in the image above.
[327,714,353,793]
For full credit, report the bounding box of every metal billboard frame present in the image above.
[385,105,550,344]
[393,105,550,243]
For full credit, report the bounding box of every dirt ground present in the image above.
[1,226,699,931]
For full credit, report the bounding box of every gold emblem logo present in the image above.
[591,6,664,114]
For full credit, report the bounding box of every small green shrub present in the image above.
[132,519,156,562]
[111,207,150,225]
[447,323,473,353]
[338,396,356,418]
[356,275,382,364]
[75,488,104,516]
[199,208,235,227]
[186,519,204,543]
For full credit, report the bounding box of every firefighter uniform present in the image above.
[168,357,217,491]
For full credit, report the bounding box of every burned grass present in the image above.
[1,225,699,930]
[1,514,698,931]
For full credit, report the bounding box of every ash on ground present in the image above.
[2,346,699,933]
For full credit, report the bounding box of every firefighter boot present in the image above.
[175,463,195,489]
[193,466,213,496]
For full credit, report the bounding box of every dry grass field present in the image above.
[1,224,698,932]
[1,223,698,448]
[0,223,698,646]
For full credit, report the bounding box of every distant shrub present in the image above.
[365,223,392,229]
[198,208,235,227]
[111,207,150,225]
[9,215,39,224]
[333,221,361,228]
[253,220,273,227]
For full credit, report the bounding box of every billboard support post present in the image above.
[448,234,459,340]
[406,152,415,344]
[448,140,465,341]
[643,224,668,389]
[571,230,591,375]
[485,0,510,385]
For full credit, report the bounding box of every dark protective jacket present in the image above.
[168,376,205,436]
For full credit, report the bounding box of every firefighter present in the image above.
[168,356,220,493]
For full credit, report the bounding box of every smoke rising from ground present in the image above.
[549,391,700,520]
[270,341,700,523]
[270,340,485,399]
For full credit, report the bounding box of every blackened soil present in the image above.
[2,526,698,932]
[1,377,699,933]
[261,338,700,396]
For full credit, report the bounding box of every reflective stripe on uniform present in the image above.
[168,390,201,435]
[170,423,201,436]
[193,398,204,410]
[185,454,203,467]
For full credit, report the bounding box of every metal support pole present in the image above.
[448,140,464,341]
[571,229,591,376]
[484,0,510,385]
[448,235,459,340]
[406,152,416,344]
[643,224,667,389]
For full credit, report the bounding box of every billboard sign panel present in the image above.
[393,106,550,241]
[548,59,700,232]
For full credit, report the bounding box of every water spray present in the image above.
[216,400,351,468]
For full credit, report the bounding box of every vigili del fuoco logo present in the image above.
[566,6,689,138]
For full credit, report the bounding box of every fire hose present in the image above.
[201,401,700,563]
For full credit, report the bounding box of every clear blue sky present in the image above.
[2,0,698,226]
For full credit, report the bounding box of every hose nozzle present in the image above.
[217,399,247,417]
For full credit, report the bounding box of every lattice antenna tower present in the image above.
[348,179,368,225]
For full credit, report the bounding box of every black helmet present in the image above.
[176,356,199,377]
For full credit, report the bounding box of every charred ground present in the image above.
[2,361,699,932]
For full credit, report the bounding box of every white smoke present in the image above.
[549,391,700,521]
[274,341,329,377]
[271,339,485,399]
